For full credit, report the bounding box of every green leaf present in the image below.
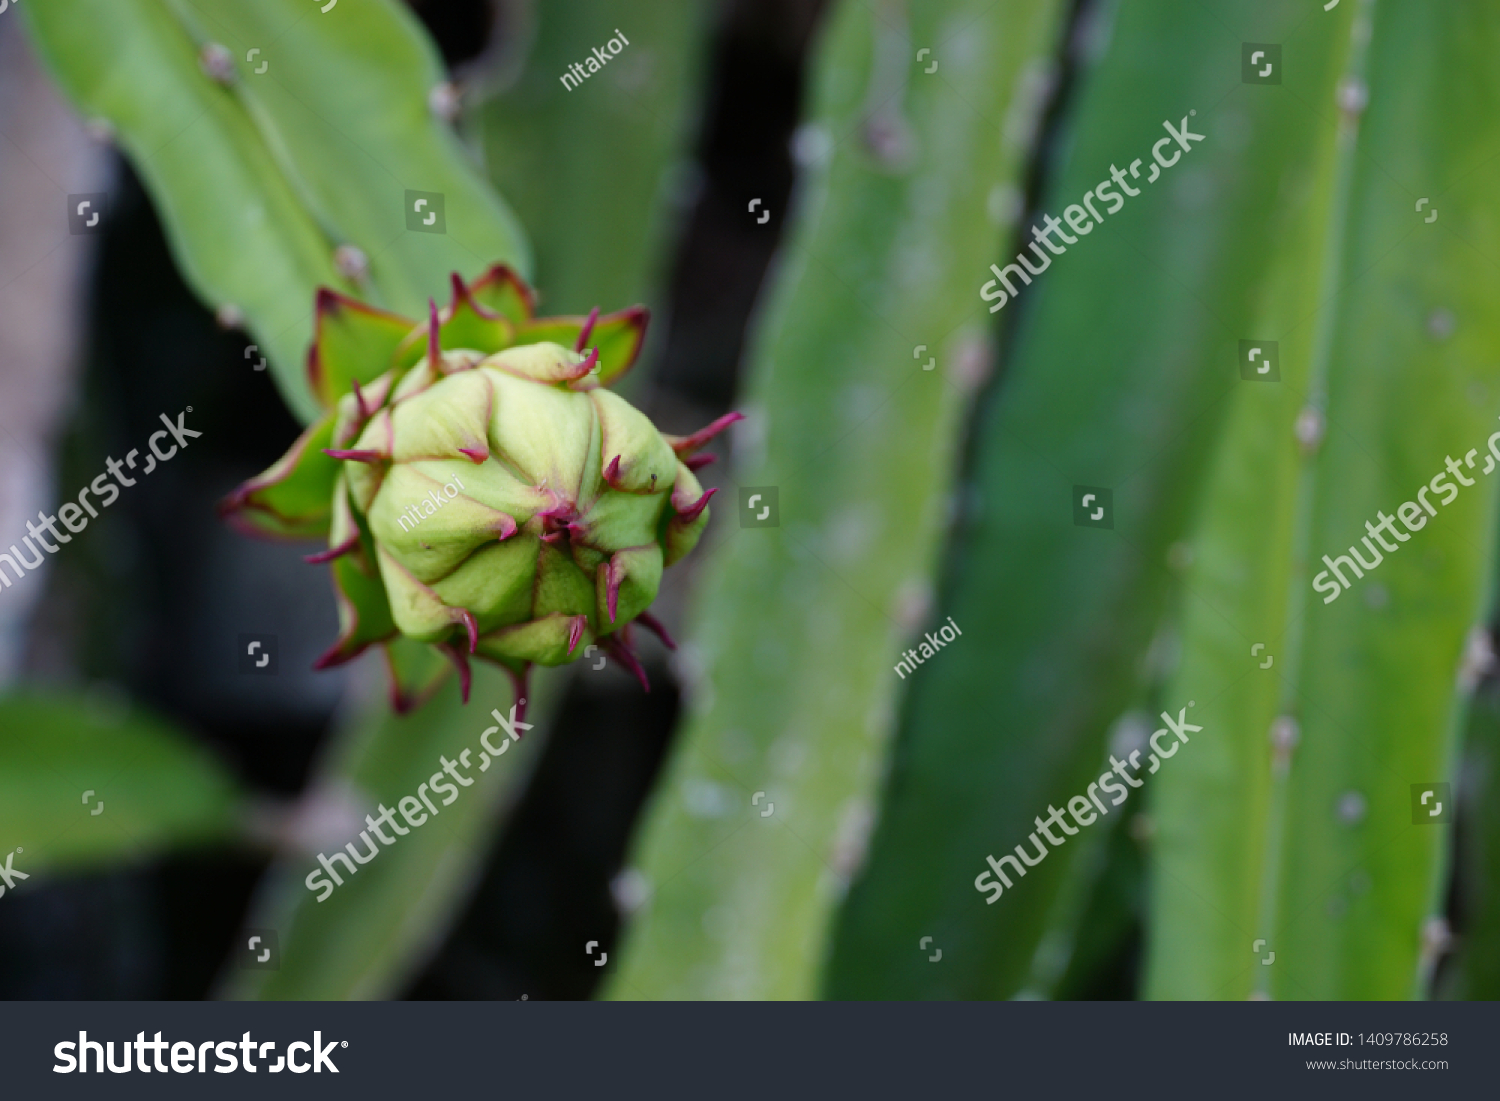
[1144,0,1500,1000]
[382,637,454,715]
[318,552,399,671]
[466,264,537,327]
[219,416,339,540]
[0,691,242,873]
[309,290,418,411]
[476,0,712,320]
[222,664,553,1000]
[826,0,1352,998]
[605,0,1068,1000]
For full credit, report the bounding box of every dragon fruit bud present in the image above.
[221,266,739,712]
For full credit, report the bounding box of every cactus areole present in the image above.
[222,266,739,714]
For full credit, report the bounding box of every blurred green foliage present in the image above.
[225,663,553,1000]
[607,0,1068,999]
[0,692,242,872]
[478,0,711,330]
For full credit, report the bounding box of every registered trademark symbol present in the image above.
[341,1041,348,1047]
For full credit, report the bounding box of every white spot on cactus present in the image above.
[987,183,1024,227]
[734,403,768,476]
[200,43,236,86]
[829,799,876,889]
[1002,61,1056,153]
[335,245,369,283]
[790,124,833,169]
[428,82,461,122]
[1337,76,1368,116]
[1108,711,1151,759]
[949,330,991,394]
[1337,791,1366,824]
[1295,407,1325,453]
[1457,625,1495,692]
[824,504,879,563]
[252,780,369,855]
[611,868,651,915]
[770,733,807,777]
[892,580,933,634]
[682,778,730,819]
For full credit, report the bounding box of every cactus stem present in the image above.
[675,486,718,523]
[669,411,745,456]
[604,635,650,693]
[304,533,359,564]
[323,448,385,463]
[567,615,587,656]
[636,610,677,651]
[575,307,601,352]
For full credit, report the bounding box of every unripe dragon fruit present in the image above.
[222,266,738,713]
